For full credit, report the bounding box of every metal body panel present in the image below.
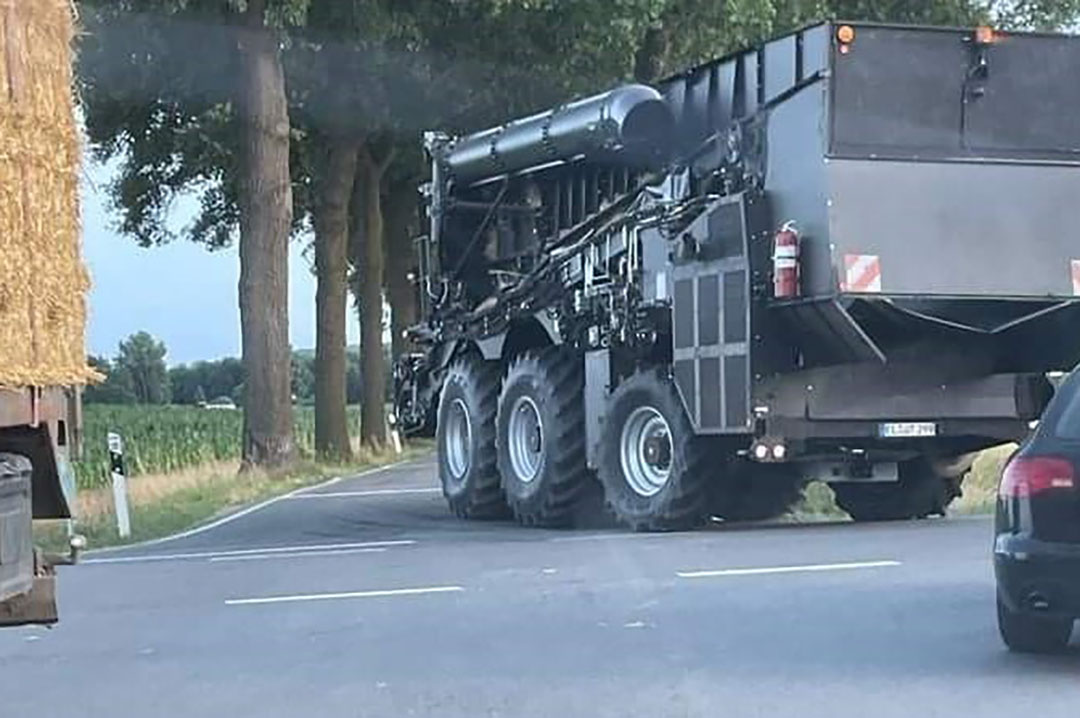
[670,195,753,434]
[830,26,965,156]
[584,350,610,469]
[827,159,1080,297]
[0,455,32,603]
[762,82,832,297]
[764,35,797,102]
[661,23,829,156]
[829,26,1080,163]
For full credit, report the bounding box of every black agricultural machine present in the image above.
[394,22,1080,529]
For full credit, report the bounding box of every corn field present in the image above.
[74,405,361,489]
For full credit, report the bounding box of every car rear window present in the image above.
[1054,375,1080,439]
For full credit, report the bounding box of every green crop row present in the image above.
[73,405,360,489]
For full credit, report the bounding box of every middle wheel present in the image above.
[496,349,589,527]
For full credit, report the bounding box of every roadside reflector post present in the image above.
[387,414,404,455]
[107,432,131,538]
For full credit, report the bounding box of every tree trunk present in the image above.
[236,1,295,469]
[313,138,358,461]
[633,25,669,83]
[356,146,390,448]
[384,185,418,360]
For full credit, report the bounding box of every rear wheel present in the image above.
[496,349,589,527]
[832,457,961,522]
[436,357,508,519]
[711,461,805,522]
[997,595,1073,654]
[598,370,711,531]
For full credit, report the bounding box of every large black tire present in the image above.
[598,370,712,531]
[496,349,589,527]
[832,458,961,522]
[436,357,508,519]
[711,460,805,522]
[997,595,1073,654]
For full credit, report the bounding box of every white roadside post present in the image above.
[387,413,403,455]
[107,431,131,538]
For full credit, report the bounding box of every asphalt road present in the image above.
[2,457,1079,717]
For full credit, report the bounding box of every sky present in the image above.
[82,161,359,366]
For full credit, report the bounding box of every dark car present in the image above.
[995,367,1080,653]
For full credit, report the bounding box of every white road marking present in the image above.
[208,547,388,562]
[288,487,441,499]
[82,540,415,565]
[84,461,414,555]
[226,585,464,606]
[676,560,901,579]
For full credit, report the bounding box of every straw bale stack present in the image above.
[0,0,96,386]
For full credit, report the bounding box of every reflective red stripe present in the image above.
[842,254,882,293]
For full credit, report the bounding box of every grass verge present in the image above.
[36,440,433,554]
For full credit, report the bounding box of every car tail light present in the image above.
[1000,456,1076,498]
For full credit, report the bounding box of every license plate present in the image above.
[879,422,937,438]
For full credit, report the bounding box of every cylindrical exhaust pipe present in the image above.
[445,84,675,185]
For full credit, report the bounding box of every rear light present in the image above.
[1000,456,1075,498]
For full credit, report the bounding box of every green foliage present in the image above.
[168,357,246,405]
[77,0,312,248]
[116,331,171,404]
[291,351,315,402]
[83,355,137,405]
[987,0,1080,30]
[85,331,171,405]
[74,403,361,488]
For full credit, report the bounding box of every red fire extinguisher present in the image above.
[773,221,800,299]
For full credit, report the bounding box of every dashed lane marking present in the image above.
[225,585,464,606]
[82,540,415,565]
[676,560,901,579]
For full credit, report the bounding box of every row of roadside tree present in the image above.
[86,331,373,408]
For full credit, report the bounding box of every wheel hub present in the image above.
[444,398,472,482]
[508,395,544,483]
[620,406,673,497]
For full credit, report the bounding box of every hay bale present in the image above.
[0,0,96,386]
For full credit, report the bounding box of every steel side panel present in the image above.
[670,196,754,435]
[827,159,1080,297]
[763,82,832,297]
[584,350,610,470]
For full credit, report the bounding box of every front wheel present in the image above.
[997,595,1073,654]
[436,357,508,519]
[598,370,711,531]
